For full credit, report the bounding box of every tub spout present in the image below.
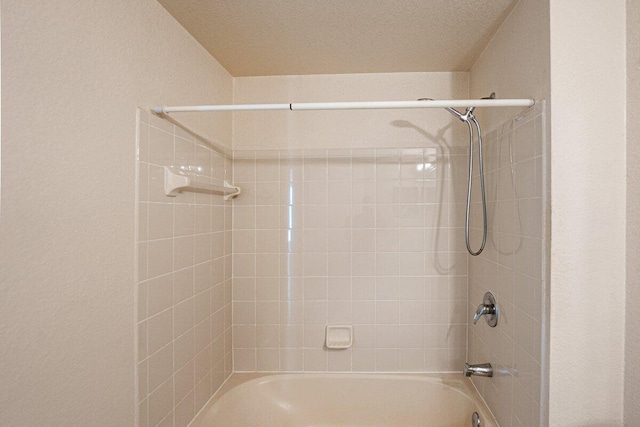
[464,362,493,377]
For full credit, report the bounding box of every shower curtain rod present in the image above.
[152,98,534,114]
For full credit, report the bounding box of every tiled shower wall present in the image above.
[467,104,546,427]
[135,111,233,427]
[231,148,469,372]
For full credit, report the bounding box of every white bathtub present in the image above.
[190,373,498,427]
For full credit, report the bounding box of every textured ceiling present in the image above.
[158,0,517,77]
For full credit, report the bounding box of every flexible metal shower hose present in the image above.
[464,116,487,256]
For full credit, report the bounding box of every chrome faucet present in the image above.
[473,303,496,324]
[464,362,493,377]
[472,292,498,327]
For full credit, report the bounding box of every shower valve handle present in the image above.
[472,292,498,327]
[472,304,495,324]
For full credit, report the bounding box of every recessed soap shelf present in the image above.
[325,325,353,349]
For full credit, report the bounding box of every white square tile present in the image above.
[375,349,400,371]
[256,324,279,348]
[304,156,327,181]
[375,302,399,324]
[328,157,351,180]
[303,349,327,371]
[255,158,280,181]
[328,278,351,300]
[352,348,376,372]
[257,348,280,371]
[328,301,352,324]
[280,159,304,182]
[147,239,173,279]
[352,278,375,300]
[280,349,304,371]
[147,274,173,317]
[328,349,352,372]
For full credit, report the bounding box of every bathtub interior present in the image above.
[190,373,498,427]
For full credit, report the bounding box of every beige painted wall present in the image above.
[0,1,232,425]
[625,0,640,423]
[233,72,468,150]
[549,1,626,425]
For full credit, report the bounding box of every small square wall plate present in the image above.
[325,325,353,349]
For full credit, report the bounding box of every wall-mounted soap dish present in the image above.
[325,325,353,349]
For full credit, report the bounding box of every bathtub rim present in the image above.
[189,372,498,427]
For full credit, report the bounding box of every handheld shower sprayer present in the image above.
[418,94,493,256]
